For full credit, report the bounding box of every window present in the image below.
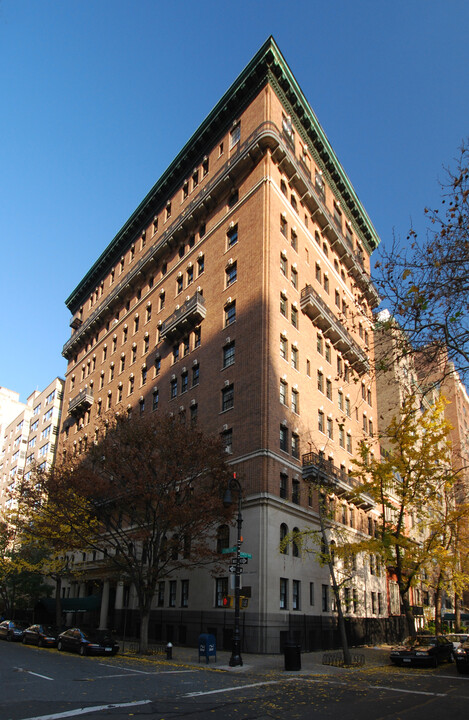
[345,397,351,417]
[192,169,199,189]
[280,578,288,609]
[228,188,238,207]
[291,388,299,414]
[318,410,324,433]
[290,229,298,252]
[280,179,287,195]
[280,215,287,237]
[187,266,193,285]
[280,425,288,452]
[280,380,287,405]
[172,344,179,363]
[221,428,232,454]
[292,475,300,500]
[180,579,189,608]
[346,433,352,453]
[41,425,51,440]
[152,389,159,411]
[326,379,332,401]
[181,372,188,393]
[317,334,323,355]
[225,261,237,287]
[280,335,287,360]
[122,327,128,344]
[154,357,161,376]
[183,180,189,199]
[227,224,238,248]
[230,122,240,148]
[323,274,329,293]
[291,305,298,329]
[290,195,298,212]
[317,371,324,393]
[190,403,198,425]
[120,355,125,373]
[291,345,298,370]
[280,473,288,499]
[202,156,209,175]
[197,255,204,275]
[291,266,298,289]
[322,584,329,612]
[128,376,134,395]
[166,202,172,221]
[159,292,165,311]
[291,433,299,460]
[169,580,177,607]
[339,427,345,448]
[224,301,236,326]
[177,275,183,294]
[325,343,331,363]
[217,525,230,554]
[338,390,344,411]
[215,577,228,607]
[292,580,300,610]
[170,378,177,399]
[192,364,199,386]
[222,384,234,412]
[326,417,333,439]
[280,254,287,276]
[280,294,287,317]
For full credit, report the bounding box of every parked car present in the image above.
[446,633,469,657]
[455,639,469,673]
[0,620,27,641]
[390,635,454,667]
[22,624,64,648]
[57,628,119,656]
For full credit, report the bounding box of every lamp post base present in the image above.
[229,653,243,667]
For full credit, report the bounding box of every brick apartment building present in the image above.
[59,38,387,652]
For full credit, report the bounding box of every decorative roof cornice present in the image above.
[66,36,380,313]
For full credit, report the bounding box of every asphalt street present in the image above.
[1,641,469,720]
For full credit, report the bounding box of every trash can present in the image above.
[284,642,301,671]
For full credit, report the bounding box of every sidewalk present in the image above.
[122,644,392,676]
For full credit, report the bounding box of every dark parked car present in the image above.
[455,640,469,673]
[57,628,119,656]
[0,620,27,641]
[22,624,64,648]
[390,635,454,667]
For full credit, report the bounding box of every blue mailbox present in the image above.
[198,633,216,663]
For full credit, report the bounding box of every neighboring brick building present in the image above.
[0,378,64,510]
[59,38,385,652]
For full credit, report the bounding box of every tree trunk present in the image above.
[455,592,461,632]
[401,592,415,638]
[55,576,62,627]
[139,606,150,654]
[434,586,442,634]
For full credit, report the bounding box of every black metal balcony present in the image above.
[302,451,374,509]
[300,285,369,373]
[68,388,94,417]
[160,291,206,340]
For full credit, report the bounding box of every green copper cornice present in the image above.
[66,36,380,313]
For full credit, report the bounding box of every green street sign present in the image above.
[221,547,237,554]
[239,552,252,559]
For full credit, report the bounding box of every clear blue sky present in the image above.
[1,0,468,403]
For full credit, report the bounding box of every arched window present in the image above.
[280,523,289,554]
[217,524,230,554]
[292,527,300,557]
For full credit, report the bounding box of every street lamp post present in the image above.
[223,472,243,667]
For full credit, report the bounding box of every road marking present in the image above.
[15,667,54,681]
[98,662,153,674]
[184,680,286,697]
[373,685,447,697]
[19,699,151,720]
[98,662,197,676]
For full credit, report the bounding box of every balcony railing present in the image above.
[300,285,369,373]
[68,388,94,417]
[302,451,374,509]
[160,291,206,340]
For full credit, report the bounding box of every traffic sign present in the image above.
[221,546,237,554]
[239,552,252,559]
[229,566,244,573]
[238,557,249,564]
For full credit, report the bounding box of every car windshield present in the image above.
[403,636,436,647]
